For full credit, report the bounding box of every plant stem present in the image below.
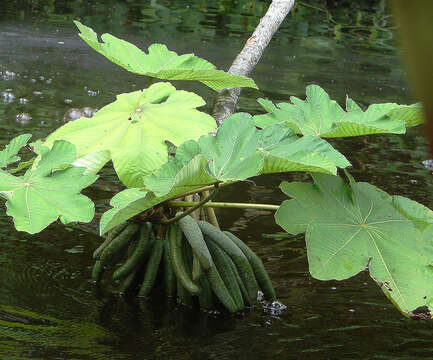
[192,193,201,220]
[162,185,219,225]
[165,181,235,202]
[202,190,220,229]
[166,201,279,211]
[185,195,195,220]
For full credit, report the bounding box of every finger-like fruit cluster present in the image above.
[92,215,276,313]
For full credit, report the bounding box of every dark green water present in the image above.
[1,1,433,359]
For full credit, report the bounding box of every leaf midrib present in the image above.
[366,227,407,311]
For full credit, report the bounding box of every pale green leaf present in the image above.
[0,140,98,234]
[387,103,424,127]
[257,124,350,174]
[255,85,344,135]
[99,188,149,235]
[391,195,433,231]
[199,113,263,181]
[325,103,404,138]
[257,98,278,113]
[142,140,216,197]
[101,141,217,235]
[72,150,111,176]
[345,96,363,112]
[254,85,418,138]
[276,173,433,316]
[74,21,257,92]
[100,140,214,235]
[102,115,265,234]
[101,115,352,235]
[0,134,32,168]
[38,83,216,187]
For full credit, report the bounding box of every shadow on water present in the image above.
[1,1,433,359]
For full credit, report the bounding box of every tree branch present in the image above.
[212,0,295,126]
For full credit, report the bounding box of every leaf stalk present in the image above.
[164,181,235,202]
[166,201,279,211]
[162,184,219,225]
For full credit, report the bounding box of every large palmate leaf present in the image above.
[198,113,349,179]
[0,134,32,168]
[72,151,111,176]
[101,141,217,235]
[99,188,149,235]
[100,115,351,234]
[142,140,216,197]
[0,141,97,234]
[199,113,263,181]
[74,21,257,92]
[254,85,421,137]
[275,173,433,317]
[38,82,216,187]
[388,103,425,127]
[101,116,262,234]
[258,124,350,174]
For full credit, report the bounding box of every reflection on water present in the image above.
[1,1,433,359]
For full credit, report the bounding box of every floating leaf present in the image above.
[254,85,419,137]
[74,21,257,92]
[0,134,32,168]
[276,173,433,316]
[39,83,216,187]
[0,140,97,234]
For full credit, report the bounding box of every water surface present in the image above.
[1,2,433,359]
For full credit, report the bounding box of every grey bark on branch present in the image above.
[212,0,295,126]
